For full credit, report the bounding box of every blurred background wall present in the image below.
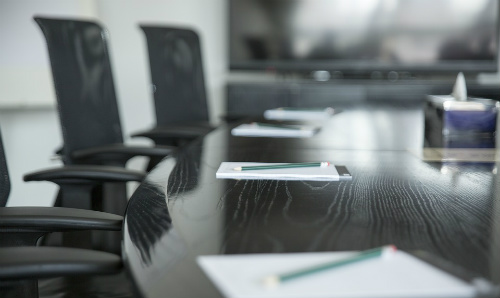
[0,0,226,206]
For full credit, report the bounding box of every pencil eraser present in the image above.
[382,244,397,259]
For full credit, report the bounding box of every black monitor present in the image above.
[229,0,499,75]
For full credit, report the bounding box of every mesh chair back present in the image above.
[0,128,11,207]
[140,26,209,125]
[34,17,124,164]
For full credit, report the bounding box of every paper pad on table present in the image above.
[231,123,319,138]
[264,107,334,121]
[197,251,483,298]
[216,162,346,181]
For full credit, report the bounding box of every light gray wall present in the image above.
[0,0,227,206]
[0,0,97,107]
[0,108,62,206]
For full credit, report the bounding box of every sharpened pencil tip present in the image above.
[233,167,242,171]
[263,275,280,287]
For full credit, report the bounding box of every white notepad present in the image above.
[231,123,320,138]
[264,107,334,121]
[216,162,348,181]
[197,251,484,298]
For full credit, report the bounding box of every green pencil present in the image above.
[251,122,304,130]
[278,107,334,112]
[233,162,330,171]
[263,245,397,287]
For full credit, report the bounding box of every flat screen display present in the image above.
[229,0,498,74]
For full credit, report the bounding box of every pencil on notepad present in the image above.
[263,245,397,287]
[233,162,330,171]
[252,122,304,130]
[278,107,334,112]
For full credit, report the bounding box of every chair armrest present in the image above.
[23,165,145,185]
[71,144,175,165]
[131,124,214,146]
[132,127,203,140]
[0,246,121,280]
[219,114,248,123]
[162,121,214,130]
[0,207,123,231]
[132,123,214,139]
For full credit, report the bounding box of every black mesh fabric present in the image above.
[0,128,11,207]
[34,17,124,165]
[140,26,210,125]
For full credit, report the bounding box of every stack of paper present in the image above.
[197,250,493,298]
[264,107,334,121]
[231,123,320,138]
[215,162,351,181]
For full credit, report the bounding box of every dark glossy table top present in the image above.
[123,102,500,298]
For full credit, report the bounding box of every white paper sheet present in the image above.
[215,162,342,181]
[197,251,477,298]
[231,123,319,138]
[264,108,334,121]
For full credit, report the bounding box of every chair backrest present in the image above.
[140,26,209,125]
[34,17,124,164]
[0,128,11,207]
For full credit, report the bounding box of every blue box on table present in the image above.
[425,95,499,148]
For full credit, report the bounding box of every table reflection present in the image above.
[123,102,500,298]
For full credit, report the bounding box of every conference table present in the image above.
[122,101,500,298]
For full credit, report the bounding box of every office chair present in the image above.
[0,128,124,298]
[33,16,175,215]
[23,162,144,253]
[132,25,215,148]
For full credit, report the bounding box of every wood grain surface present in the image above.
[124,103,500,298]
